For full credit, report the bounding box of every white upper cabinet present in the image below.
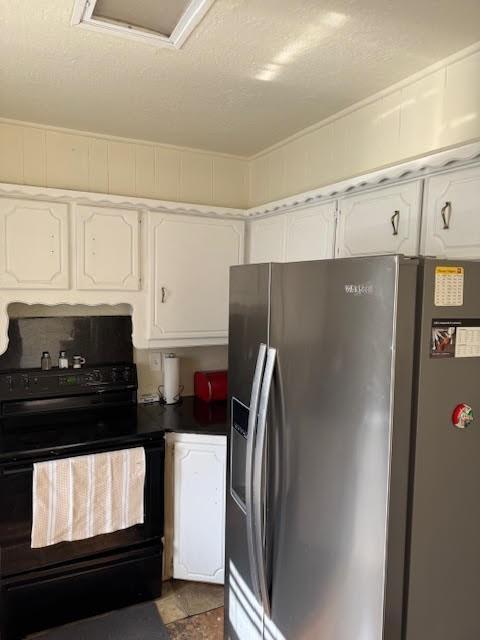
[336,181,422,258]
[148,212,244,342]
[248,215,286,264]
[75,205,140,290]
[285,203,336,262]
[421,166,480,258]
[0,197,69,289]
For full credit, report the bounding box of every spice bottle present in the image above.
[41,351,52,371]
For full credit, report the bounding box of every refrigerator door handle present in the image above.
[252,346,276,615]
[245,343,267,598]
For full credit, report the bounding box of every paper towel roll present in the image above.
[162,353,181,404]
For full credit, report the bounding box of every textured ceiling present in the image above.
[1,0,480,156]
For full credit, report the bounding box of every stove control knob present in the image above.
[22,375,30,389]
[93,369,102,382]
[122,368,131,382]
[6,375,13,391]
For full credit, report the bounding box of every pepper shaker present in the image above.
[41,351,52,371]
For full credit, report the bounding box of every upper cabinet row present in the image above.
[0,196,244,346]
[0,199,141,291]
[248,164,480,263]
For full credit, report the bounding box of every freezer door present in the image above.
[226,263,270,639]
[267,256,416,640]
[405,259,480,640]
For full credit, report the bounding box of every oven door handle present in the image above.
[0,464,33,477]
[245,343,267,600]
[0,442,164,477]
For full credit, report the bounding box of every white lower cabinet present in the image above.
[148,213,244,343]
[336,180,422,257]
[0,197,69,289]
[421,165,480,258]
[166,433,226,584]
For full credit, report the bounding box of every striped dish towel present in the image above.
[31,448,146,549]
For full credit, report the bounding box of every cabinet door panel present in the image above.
[0,198,69,289]
[248,215,286,263]
[285,203,336,262]
[149,213,244,340]
[76,205,140,290]
[422,166,480,258]
[337,181,422,258]
[173,436,226,584]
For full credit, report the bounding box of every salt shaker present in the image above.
[58,351,68,369]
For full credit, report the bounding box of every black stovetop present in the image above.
[0,397,228,463]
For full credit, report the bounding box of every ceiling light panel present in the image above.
[71,0,216,48]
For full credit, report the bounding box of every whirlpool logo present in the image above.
[344,283,374,296]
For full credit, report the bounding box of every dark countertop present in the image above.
[0,397,228,463]
[137,396,228,437]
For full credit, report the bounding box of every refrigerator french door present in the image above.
[226,255,418,640]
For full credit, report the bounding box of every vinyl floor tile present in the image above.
[166,607,224,640]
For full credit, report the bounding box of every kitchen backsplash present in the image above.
[6,303,228,398]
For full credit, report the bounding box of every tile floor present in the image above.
[156,579,224,639]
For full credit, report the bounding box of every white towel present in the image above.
[31,448,146,549]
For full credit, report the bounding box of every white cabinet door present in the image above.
[0,197,69,289]
[148,213,244,341]
[248,215,286,263]
[421,166,480,258]
[172,433,226,584]
[285,203,336,262]
[76,205,140,290]
[336,181,422,257]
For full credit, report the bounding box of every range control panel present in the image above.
[0,364,137,401]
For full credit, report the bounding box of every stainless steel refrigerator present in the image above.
[226,255,480,640]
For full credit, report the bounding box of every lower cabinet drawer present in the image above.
[1,545,163,640]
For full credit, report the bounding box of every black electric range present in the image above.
[0,362,164,640]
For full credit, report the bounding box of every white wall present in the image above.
[249,44,480,206]
[0,119,249,209]
[7,303,228,398]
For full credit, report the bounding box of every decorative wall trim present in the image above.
[246,141,480,219]
[0,182,246,220]
[2,139,480,222]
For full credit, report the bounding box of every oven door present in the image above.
[0,439,164,578]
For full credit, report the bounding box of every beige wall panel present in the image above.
[212,156,248,208]
[399,70,446,159]
[306,123,336,190]
[441,50,480,148]
[0,123,23,184]
[155,146,181,201]
[249,154,270,206]
[88,138,108,193]
[283,136,310,196]
[135,144,156,198]
[46,131,90,191]
[108,141,136,196]
[180,151,213,204]
[23,127,46,187]
[248,47,480,207]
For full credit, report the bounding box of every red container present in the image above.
[194,370,228,402]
